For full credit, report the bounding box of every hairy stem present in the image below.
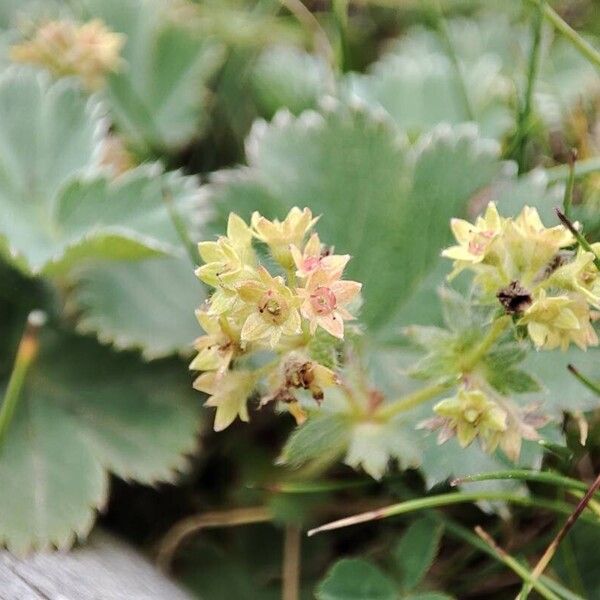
[0,311,45,449]
[460,316,511,372]
[545,156,600,183]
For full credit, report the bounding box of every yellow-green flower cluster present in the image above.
[443,202,599,351]
[191,207,361,431]
[11,19,125,90]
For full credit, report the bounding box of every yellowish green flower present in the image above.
[194,369,256,431]
[291,233,350,280]
[196,213,256,289]
[519,289,598,351]
[299,270,361,339]
[189,310,240,375]
[11,19,125,90]
[441,202,504,278]
[546,248,600,308]
[434,388,507,452]
[252,207,319,268]
[238,267,302,348]
[502,206,575,281]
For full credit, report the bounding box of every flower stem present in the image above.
[0,311,45,449]
[563,150,577,220]
[567,363,600,397]
[332,0,350,72]
[307,490,596,536]
[555,209,600,270]
[460,315,511,372]
[525,0,600,70]
[375,379,456,420]
[514,0,543,173]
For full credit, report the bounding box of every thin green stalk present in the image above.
[375,379,456,420]
[460,316,510,372]
[437,515,584,600]
[545,156,600,183]
[376,316,510,420]
[431,0,475,122]
[0,312,45,448]
[563,150,577,220]
[332,0,350,72]
[514,0,544,173]
[555,209,600,270]
[307,491,597,536]
[526,0,600,70]
[451,469,589,494]
[475,526,561,600]
[567,364,600,397]
[519,472,600,599]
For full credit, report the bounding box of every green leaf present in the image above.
[0,68,197,275]
[72,255,203,359]
[252,45,331,118]
[345,418,421,480]
[316,558,397,600]
[404,594,454,600]
[278,413,350,470]
[206,102,502,330]
[0,330,201,552]
[393,518,443,590]
[83,0,225,152]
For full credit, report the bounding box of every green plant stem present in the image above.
[563,150,577,220]
[307,491,597,536]
[376,316,510,420]
[525,0,600,70]
[375,379,456,420]
[438,515,584,600]
[431,0,475,122]
[519,471,600,599]
[332,0,350,72]
[474,526,562,600]
[514,0,543,173]
[460,315,511,371]
[555,209,600,270]
[545,156,600,183]
[451,469,589,494]
[0,312,45,448]
[567,364,600,397]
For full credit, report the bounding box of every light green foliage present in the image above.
[0,331,200,552]
[0,69,196,275]
[251,44,332,118]
[82,0,225,153]
[206,102,502,330]
[316,558,397,600]
[72,256,203,359]
[279,413,350,470]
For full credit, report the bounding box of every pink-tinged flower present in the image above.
[291,233,350,280]
[251,207,319,268]
[237,267,302,348]
[299,271,361,339]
